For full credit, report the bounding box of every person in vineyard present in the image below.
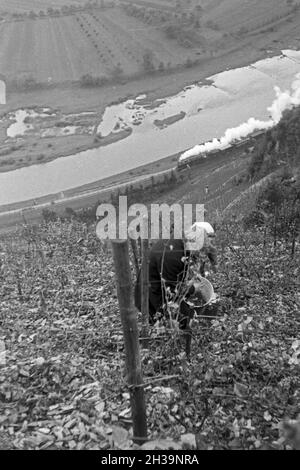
[134,221,217,327]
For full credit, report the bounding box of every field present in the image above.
[0,0,299,85]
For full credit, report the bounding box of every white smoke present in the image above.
[180,72,300,162]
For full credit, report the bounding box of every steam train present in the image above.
[177,129,266,171]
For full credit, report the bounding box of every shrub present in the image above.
[142,50,155,72]
[79,74,108,87]
[9,75,44,92]
[42,209,58,222]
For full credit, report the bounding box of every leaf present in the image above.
[118,408,131,418]
[234,382,248,397]
[38,428,50,434]
[291,339,300,351]
[18,368,30,378]
[35,357,45,366]
[264,411,272,422]
[95,402,105,415]
[204,369,213,381]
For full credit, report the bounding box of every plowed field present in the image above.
[0,1,298,84]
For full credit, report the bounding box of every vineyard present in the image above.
[0,0,85,14]
[0,182,299,449]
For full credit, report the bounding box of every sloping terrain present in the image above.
[0,210,299,449]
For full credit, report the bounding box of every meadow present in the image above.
[0,182,299,450]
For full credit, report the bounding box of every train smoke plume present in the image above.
[180,72,300,161]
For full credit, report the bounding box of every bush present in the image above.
[79,74,108,87]
[65,207,77,218]
[9,75,44,92]
[248,106,300,180]
[0,158,14,166]
[255,172,300,244]
[42,209,58,223]
[142,50,155,72]
[243,210,266,229]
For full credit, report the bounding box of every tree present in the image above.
[111,64,124,81]
[158,61,165,72]
[28,11,37,19]
[142,50,155,72]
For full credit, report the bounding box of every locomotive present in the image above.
[177,129,266,171]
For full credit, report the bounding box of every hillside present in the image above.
[248,105,300,181]
[0,198,299,449]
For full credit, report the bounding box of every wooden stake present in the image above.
[111,239,147,444]
[141,217,150,346]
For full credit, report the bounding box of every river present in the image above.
[0,50,300,207]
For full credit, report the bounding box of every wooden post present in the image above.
[141,217,150,345]
[111,239,147,444]
[130,238,140,279]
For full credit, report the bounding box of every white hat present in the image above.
[193,222,215,236]
[184,222,214,252]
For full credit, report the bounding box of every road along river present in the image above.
[0,50,300,207]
